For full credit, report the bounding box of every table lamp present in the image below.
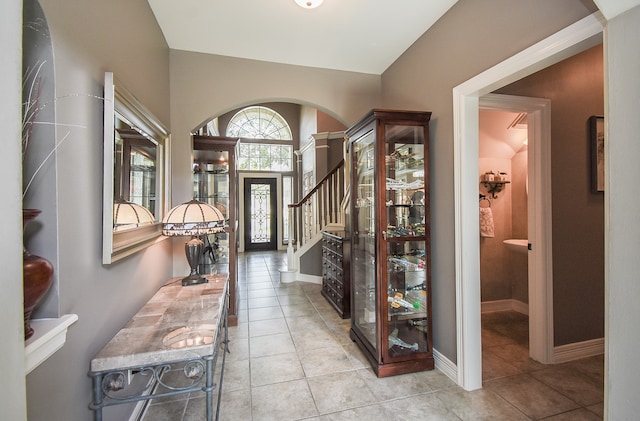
[162,199,225,286]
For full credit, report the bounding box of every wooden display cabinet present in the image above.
[347,109,433,377]
[193,135,240,326]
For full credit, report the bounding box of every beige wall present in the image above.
[381,0,597,362]
[496,45,605,346]
[479,156,514,302]
[25,0,173,420]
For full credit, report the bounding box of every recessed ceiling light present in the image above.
[294,0,324,9]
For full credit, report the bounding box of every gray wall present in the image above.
[167,50,382,274]
[1,0,28,418]
[496,45,605,346]
[10,0,640,419]
[24,1,173,420]
[381,0,598,362]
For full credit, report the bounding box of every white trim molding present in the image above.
[25,314,78,375]
[433,348,458,384]
[481,299,529,315]
[452,12,605,391]
[554,338,604,364]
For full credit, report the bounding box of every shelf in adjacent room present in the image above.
[25,314,78,375]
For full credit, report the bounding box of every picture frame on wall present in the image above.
[590,115,605,192]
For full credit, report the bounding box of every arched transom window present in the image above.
[226,106,292,140]
[228,106,294,172]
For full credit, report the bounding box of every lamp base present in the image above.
[181,274,209,287]
[181,236,208,287]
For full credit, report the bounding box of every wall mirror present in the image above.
[103,72,170,264]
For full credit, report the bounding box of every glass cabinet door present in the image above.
[382,123,429,360]
[193,151,230,275]
[351,130,378,353]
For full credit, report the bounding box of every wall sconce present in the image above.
[162,199,225,286]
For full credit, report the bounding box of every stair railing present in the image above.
[287,159,345,259]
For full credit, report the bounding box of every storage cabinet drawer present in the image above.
[321,231,350,319]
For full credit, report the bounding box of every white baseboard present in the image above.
[433,348,457,384]
[553,337,604,363]
[481,299,529,315]
[297,273,322,284]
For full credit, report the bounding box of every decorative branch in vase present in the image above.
[20,59,103,340]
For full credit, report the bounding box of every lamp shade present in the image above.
[113,199,155,231]
[162,199,225,236]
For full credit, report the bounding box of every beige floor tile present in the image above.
[227,321,248,340]
[247,282,275,291]
[298,346,355,377]
[248,296,281,309]
[530,364,604,407]
[247,288,277,299]
[142,400,188,420]
[291,327,340,351]
[435,387,529,420]
[218,388,252,421]
[277,294,312,306]
[222,359,250,392]
[285,315,328,333]
[380,392,462,420]
[252,379,319,421]
[357,367,452,401]
[482,349,522,381]
[281,303,319,318]
[226,336,250,362]
[485,374,580,419]
[318,402,396,420]
[249,317,289,337]
[542,407,602,420]
[340,341,371,369]
[250,352,305,386]
[486,342,546,373]
[249,332,295,358]
[248,305,284,321]
[307,371,377,414]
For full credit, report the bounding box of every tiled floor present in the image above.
[142,251,604,420]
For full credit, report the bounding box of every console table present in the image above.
[89,274,228,421]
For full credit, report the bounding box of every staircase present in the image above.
[281,159,347,283]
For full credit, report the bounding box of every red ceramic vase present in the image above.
[23,209,54,340]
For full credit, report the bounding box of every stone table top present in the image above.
[90,274,228,372]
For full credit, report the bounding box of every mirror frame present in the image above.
[102,72,170,264]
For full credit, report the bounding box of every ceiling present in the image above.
[147,0,459,75]
[479,109,528,160]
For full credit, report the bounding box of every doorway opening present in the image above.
[244,177,278,251]
[453,13,604,390]
[478,94,551,381]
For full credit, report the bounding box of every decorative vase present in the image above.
[23,209,54,340]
